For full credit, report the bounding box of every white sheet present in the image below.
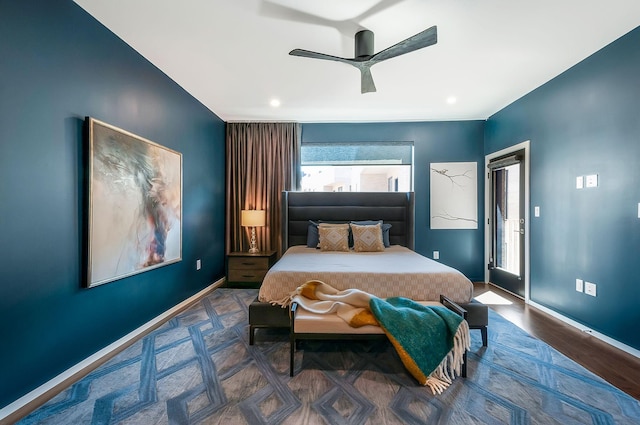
[258,245,474,304]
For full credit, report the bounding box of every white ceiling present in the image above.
[74,0,640,123]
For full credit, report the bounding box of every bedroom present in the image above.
[1,0,639,422]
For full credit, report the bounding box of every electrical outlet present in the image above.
[584,281,597,297]
[433,251,439,260]
[575,278,583,292]
[196,259,201,270]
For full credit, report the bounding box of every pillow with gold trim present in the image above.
[351,223,385,252]
[318,223,350,251]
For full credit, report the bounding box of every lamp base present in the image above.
[248,227,259,253]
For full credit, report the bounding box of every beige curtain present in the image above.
[225,122,300,257]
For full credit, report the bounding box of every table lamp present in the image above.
[241,210,266,253]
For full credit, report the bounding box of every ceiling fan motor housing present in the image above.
[355,30,374,58]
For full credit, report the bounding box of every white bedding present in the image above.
[258,245,474,304]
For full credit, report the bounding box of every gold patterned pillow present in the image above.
[318,223,350,251]
[351,223,385,252]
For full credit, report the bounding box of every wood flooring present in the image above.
[474,282,640,400]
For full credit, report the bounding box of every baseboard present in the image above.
[528,300,640,359]
[0,278,226,425]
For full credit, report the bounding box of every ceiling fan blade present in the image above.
[371,25,437,63]
[360,66,377,93]
[289,49,352,64]
[290,48,375,92]
[260,2,362,44]
[352,0,405,22]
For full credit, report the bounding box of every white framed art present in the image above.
[430,162,478,229]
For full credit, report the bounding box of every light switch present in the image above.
[534,206,540,217]
[585,174,598,188]
[575,279,583,292]
[576,176,584,189]
[433,251,439,260]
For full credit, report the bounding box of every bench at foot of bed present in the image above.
[248,299,290,345]
[289,295,469,378]
[249,297,488,347]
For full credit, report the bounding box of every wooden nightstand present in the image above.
[226,251,277,288]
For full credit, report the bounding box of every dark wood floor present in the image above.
[473,282,640,400]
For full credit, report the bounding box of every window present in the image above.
[300,142,413,192]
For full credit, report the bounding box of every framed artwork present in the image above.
[85,117,182,288]
[430,162,478,229]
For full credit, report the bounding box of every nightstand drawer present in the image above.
[226,251,277,287]
[228,269,268,283]
[228,257,270,270]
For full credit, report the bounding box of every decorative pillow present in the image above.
[308,220,351,248]
[350,220,392,247]
[318,223,350,251]
[306,220,320,248]
[351,223,385,252]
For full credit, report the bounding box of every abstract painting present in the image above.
[86,118,182,287]
[430,162,477,229]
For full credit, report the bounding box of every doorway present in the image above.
[485,142,530,300]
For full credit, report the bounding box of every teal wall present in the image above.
[302,121,486,281]
[0,0,226,406]
[485,27,640,349]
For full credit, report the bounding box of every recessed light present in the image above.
[446,96,457,105]
[270,98,281,107]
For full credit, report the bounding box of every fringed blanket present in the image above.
[291,280,470,394]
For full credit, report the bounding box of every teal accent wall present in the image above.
[302,121,486,281]
[485,27,640,349]
[0,0,226,406]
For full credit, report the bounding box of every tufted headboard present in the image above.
[281,191,415,251]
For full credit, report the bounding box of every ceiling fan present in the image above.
[289,26,437,94]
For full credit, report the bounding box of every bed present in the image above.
[259,245,473,305]
[249,191,487,346]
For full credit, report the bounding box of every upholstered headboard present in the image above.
[281,191,415,251]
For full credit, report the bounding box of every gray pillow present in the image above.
[306,220,320,247]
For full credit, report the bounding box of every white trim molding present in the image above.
[0,278,225,425]
[529,300,640,359]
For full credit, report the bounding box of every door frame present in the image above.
[484,140,530,302]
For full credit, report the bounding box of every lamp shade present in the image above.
[241,210,266,227]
